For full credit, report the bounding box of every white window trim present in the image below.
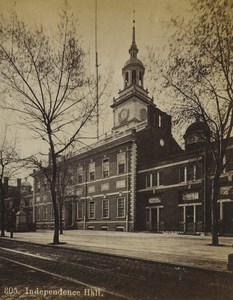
[146,172,164,188]
[89,162,95,181]
[102,158,110,178]
[117,197,125,218]
[77,202,83,219]
[44,206,48,220]
[102,199,109,219]
[89,201,95,219]
[179,166,188,183]
[117,152,126,174]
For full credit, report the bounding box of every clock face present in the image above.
[118,108,129,123]
[140,108,147,121]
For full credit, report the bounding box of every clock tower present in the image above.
[111,19,154,132]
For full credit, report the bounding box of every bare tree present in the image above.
[0,128,19,237]
[148,0,233,245]
[0,3,101,244]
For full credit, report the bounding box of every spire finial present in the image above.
[129,9,138,58]
[132,10,136,44]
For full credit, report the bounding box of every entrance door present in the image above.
[186,206,194,232]
[151,208,157,232]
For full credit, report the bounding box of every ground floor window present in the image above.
[36,207,40,221]
[117,197,125,218]
[102,199,109,218]
[146,206,163,232]
[77,202,83,219]
[101,226,108,231]
[44,206,48,220]
[89,201,95,219]
[179,204,202,233]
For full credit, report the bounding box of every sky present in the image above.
[0,0,192,179]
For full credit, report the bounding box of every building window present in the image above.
[117,152,126,174]
[179,207,184,222]
[36,207,40,221]
[115,226,124,231]
[187,164,198,181]
[102,199,109,218]
[40,206,44,221]
[77,166,83,183]
[89,162,95,181]
[146,172,164,188]
[77,202,83,219]
[179,166,187,182]
[44,206,48,220]
[159,172,164,186]
[67,169,74,185]
[102,158,109,178]
[101,226,108,231]
[89,201,95,219]
[117,197,125,218]
[146,174,151,188]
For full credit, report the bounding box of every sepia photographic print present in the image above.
[0,0,233,299]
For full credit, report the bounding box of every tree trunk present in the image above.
[59,204,63,235]
[51,186,59,244]
[0,183,5,237]
[211,174,220,246]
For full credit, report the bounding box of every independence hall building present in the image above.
[32,24,233,235]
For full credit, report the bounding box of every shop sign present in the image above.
[149,197,161,204]
[182,192,199,201]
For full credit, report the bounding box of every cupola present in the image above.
[122,19,145,89]
[184,120,209,151]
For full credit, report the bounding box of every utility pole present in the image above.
[95,0,99,140]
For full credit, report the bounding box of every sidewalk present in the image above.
[2,230,233,273]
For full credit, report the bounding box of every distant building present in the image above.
[31,22,233,235]
[4,178,33,232]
